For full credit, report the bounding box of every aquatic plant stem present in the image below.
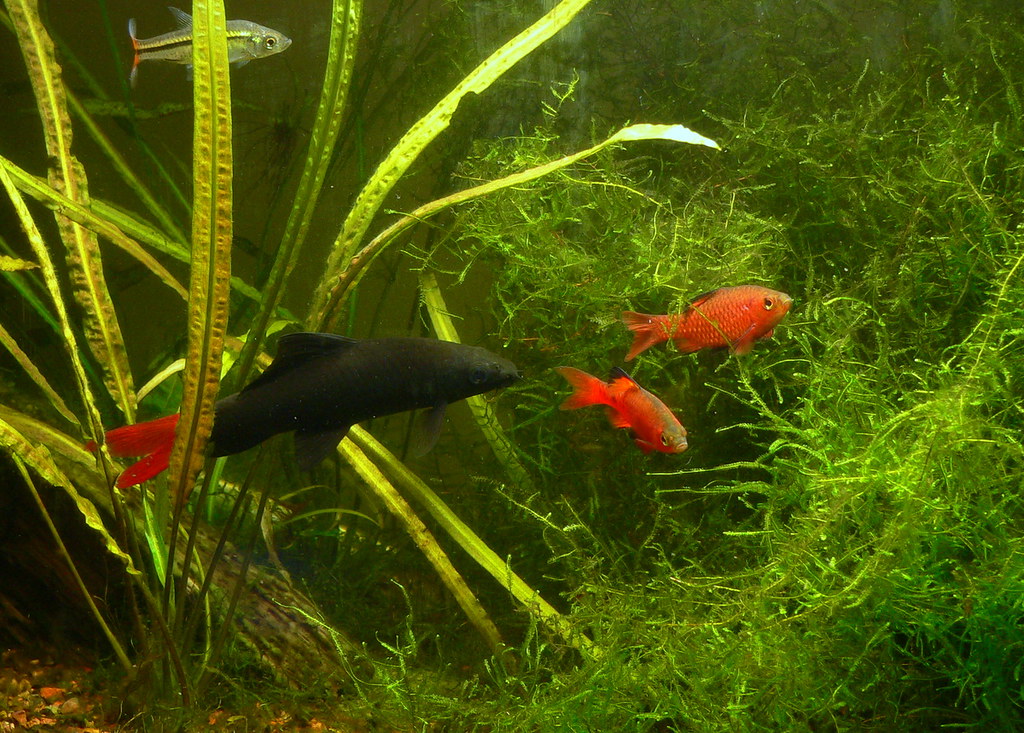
[311,0,596,330]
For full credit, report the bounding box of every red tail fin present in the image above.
[93,414,180,488]
[555,367,609,410]
[127,18,141,87]
[621,311,670,361]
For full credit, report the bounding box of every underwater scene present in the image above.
[0,0,1022,730]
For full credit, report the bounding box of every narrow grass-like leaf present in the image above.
[348,426,599,661]
[9,452,133,671]
[0,154,187,299]
[419,270,532,491]
[234,0,361,386]
[332,123,719,307]
[337,435,505,655]
[5,0,136,420]
[0,322,79,427]
[167,0,233,500]
[0,416,138,579]
[311,0,595,328]
[66,87,187,243]
[0,152,117,486]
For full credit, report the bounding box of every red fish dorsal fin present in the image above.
[686,288,719,310]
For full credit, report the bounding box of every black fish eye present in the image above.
[763,297,775,310]
[470,366,489,385]
[265,36,277,48]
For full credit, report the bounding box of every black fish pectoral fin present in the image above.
[411,402,448,457]
[294,425,351,471]
[241,332,359,394]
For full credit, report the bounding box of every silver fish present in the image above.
[128,6,291,86]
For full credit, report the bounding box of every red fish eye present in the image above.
[763,297,775,310]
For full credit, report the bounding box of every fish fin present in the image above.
[241,333,358,394]
[104,413,180,458]
[117,445,173,488]
[294,426,351,471]
[98,413,179,487]
[128,19,140,87]
[555,367,607,410]
[168,6,192,29]
[604,408,632,430]
[232,59,251,69]
[687,288,722,308]
[609,366,638,385]
[621,311,669,361]
[412,403,448,457]
[634,437,656,454]
[185,64,193,82]
[730,323,758,355]
[605,367,642,400]
[671,335,701,354]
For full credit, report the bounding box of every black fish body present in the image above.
[210,333,519,468]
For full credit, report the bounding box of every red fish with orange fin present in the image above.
[555,366,688,454]
[622,285,792,361]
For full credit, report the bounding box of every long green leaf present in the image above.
[310,0,595,329]
[0,153,188,299]
[338,436,504,655]
[0,321,79,427]
[419,270,532,491]
[336,123,720,309]
[0,416,138,579]
[348,426,598,661]
[234,0,361,387]
[66,88,187,243]
[0,151,118,488]
[4,0,136,420]
[167,0,233,500]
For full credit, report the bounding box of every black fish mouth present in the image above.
[483,372,519,400]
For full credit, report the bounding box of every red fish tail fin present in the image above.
[555,367,608,410]
[621,311,670,361]
[117,445,174,489]
[101,413,179,487]
[127,18,141,87]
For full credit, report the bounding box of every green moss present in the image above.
[382,11,1024,731]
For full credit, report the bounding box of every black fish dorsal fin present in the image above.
[240,332,358,394]
[609,366,637,385]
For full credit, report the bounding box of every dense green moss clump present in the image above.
[397,13,1024,732]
